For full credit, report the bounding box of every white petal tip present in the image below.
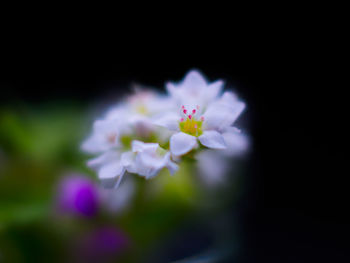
[198,130,227,150]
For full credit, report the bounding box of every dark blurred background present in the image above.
[0,37,347,262]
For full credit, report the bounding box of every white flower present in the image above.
[123,140,178,179]
[82,70,249,189]
[166,69,224,110]
[153,91,246,156]
[105,89,175,139]
[81,118,129,154]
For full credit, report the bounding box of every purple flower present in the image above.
[56,174,99,217]
[73,227,130,262]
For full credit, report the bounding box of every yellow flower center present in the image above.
[136,104,148,115]
[179,106,204,137]
[179,118,203,137]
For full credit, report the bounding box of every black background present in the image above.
[1,36,347,262]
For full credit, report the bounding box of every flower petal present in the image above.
[98,161,125,179]
[101,176,135,212]
[81,135,101,153]
[164,152,179,175]
[132,140,158,153]
[222,129,249,156]
[152,112,180,131]
[219,92,246,124]
[206,80,224,100]
[81,119,122,153]
[128,141,178,179]
[121,151,137,174]
[197,150,230,186]
[203,95,245,131]
[170,132,197,156]
[198,130,226,149]
[114,172,125,188]
[166,82,179,97]
[87,151,120,168]
[182,70,207,89]
[136,148,167,178]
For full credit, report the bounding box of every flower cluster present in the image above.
[82,70,247,188]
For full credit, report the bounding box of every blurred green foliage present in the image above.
[0,104,89,226]
[0,104,94,262]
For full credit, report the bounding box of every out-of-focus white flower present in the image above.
[153,90,246,156]
[123,140,178,179]
[197,129,249,186]
[81,119,126,154]
[166,70,223,110]
[105,89,175,139]
[220,127,250,157]
[82,89,177,186]
[82,91,171,156]
[126,89,175,117]
[196,150,231,186]
[100,175,135,213]
[81,117,129,188]
[105,90,171,119]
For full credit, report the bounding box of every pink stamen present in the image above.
[192,109,196,114]
[183,109,187,114]
[188,115,192,119]
[181,105,185,109]
[180,117,184,122]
